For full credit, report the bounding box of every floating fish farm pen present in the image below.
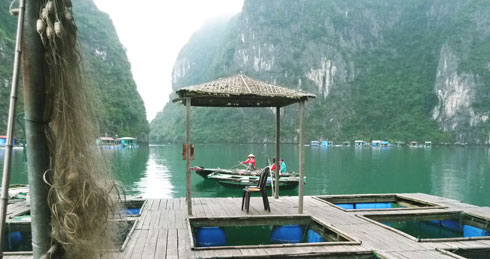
[188,215,359,249]
[362,211,490,241]
[313,193,445,211]
[2,193,490,258]
[1,199,142,257]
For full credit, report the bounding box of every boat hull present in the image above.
[207,172,303,190]
[192,166,297,179]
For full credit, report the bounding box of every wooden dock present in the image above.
[3,193,490,258]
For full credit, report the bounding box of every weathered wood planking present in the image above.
[3,193,490,258]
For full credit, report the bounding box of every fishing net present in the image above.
[36,0,122,257]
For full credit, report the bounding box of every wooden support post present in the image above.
[21,0,52,257]
[0,0,25,255]
[298,101,305,214]
[186,97,192,216]
[274,107,280,199]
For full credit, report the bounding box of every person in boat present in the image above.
[271,158,286,175]
[270,158,280,174]
[241,154,256,170]
[280,158,286,174]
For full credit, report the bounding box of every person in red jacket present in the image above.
[270,158,284,175]
[270,158,278,172]
[242,154,256,170]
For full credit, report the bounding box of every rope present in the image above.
[23,117,49,124]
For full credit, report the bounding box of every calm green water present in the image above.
[2,145,490,206]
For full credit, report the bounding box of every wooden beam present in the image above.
[274,107,280,199]
[298,101,305,214]
[186,97,192,216]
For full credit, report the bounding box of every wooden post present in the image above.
[0,0,25,255]
[186,97,192,216]
[298,101,305,214]
[21,0,52,257]
[274,107,280,198]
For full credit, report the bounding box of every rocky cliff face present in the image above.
[152,0,490,144]
[0,0,149,139]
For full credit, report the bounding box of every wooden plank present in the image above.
[140,207,153,230]
[159,204,171,229]
[177,228,189,258]
[142,225,159,259]
[129,229,150,258]
[174,199,184,229]
[122,229,141,259]
[192,197,205,217]
[154,228,168,259]
[150,204,162,229]
[166,229,178,259]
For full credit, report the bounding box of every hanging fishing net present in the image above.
[36,0,122,257]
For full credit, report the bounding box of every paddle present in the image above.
[231,162,243,169]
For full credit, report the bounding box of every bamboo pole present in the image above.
[298,101,305,214]
[22,0,52,257]
[274,107,280,199]
[0,0,26,256]
[186,97,192,216]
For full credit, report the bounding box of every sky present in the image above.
[92,0,244,121]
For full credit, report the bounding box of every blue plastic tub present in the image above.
[355,202,392,209]
[197,227,226,247]
[124,208,141,215]
[336,203,354,209]
[441,220,460,231]
[4,231,22,251]
[307,230,325,243]
[270,225,303,244]
[463,225,490,237]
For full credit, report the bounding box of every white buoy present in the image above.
[41,7,49,20]
[36,19,46,35]
[54,21,63,37]
[46,1,55,14]
[65,10,73,21]
[46,25,54,40]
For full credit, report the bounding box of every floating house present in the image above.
[321,140,332,147]
[424,141,432,147]
[394,141,405,147]
[354,140,364,147]
[0,135,17,147]
[310,140,320,146]
[409,141,419,147]
[116,137,138,148]
[371,140,382,147]
[96,137,116,146]
[0,135,23,149]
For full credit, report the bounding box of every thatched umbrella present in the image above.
[174,74,315,215]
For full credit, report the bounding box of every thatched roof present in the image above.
[174,74,315,107]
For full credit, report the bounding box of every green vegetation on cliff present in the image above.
[0,0,148,140]
[151,0,490,144]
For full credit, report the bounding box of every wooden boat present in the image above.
[191,166,236,178]
[191,166,298,179]
[207,172,303,189]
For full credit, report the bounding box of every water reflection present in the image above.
[0,149,28,184]
[133,152,173,198]
[430,147,490,206]
[0,145,489,207]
